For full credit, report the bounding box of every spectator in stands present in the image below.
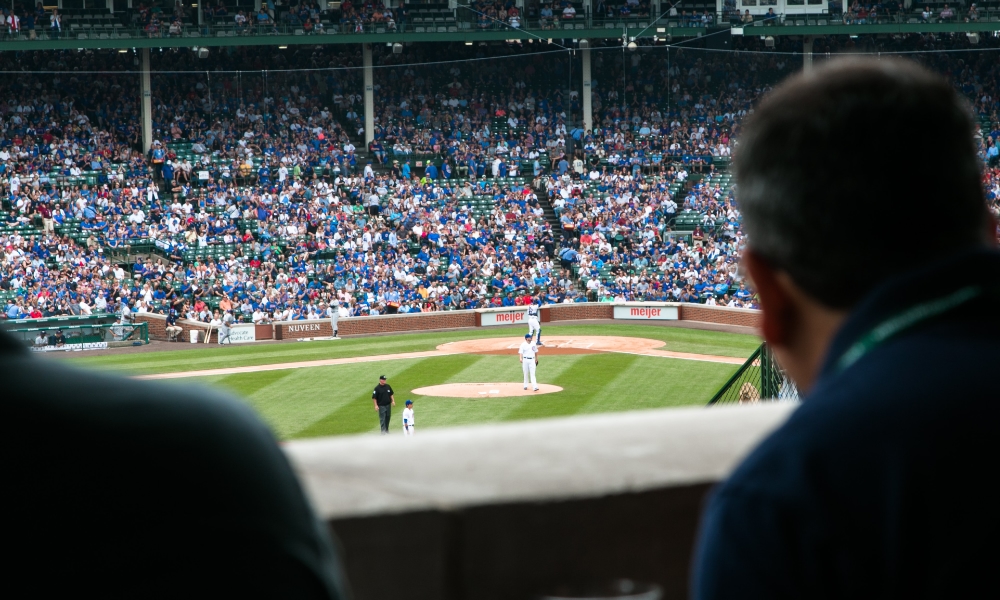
[48,7,59,38]
[939,3,955,20]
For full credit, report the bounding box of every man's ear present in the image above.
[985,212,999,247]
[742,249,794,347]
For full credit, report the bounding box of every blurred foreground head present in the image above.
[735,58,992,309]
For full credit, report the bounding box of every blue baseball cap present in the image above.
[524,333,532,339]
[405,399,413,405]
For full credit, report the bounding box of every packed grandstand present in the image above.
[2,33,1000,325]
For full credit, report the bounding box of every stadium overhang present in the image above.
[0,26,705,52]
[735,20,1000,37]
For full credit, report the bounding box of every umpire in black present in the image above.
[692,59,1000,598]
[372,374,395,434]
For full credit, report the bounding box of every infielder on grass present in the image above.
[527,297,542,345]
[519,333,539,391]
[402,399,415,436]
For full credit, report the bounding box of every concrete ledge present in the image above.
[286,404,795,600]
[288,404,792,520]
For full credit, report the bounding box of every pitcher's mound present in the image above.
[411,382,563,398]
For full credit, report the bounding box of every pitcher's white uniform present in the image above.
[327,302,340,337]
[519,339,538,390]
[526,303,541,340]
[402,406,415,436]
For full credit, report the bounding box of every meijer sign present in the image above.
[613,305,679,321]
[481,309,528,327]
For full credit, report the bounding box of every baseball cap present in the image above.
[524,333,532,339]
[379,375,387,380]
[405,399,413,405]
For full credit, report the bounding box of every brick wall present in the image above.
[341,311,476,335]
[275,311,477,340]
[547,304,614,322]
[138,304,758,343]
[136,313,219,343]
[276,321,333,340]
[678,305,762,329]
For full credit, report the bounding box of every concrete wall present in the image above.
[286,404,795,600]
[138,303,761,342]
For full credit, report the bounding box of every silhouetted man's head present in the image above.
[735,58,991,309]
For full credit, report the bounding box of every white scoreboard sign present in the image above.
[227,324,258,343]
[613,305,679,321]
[480,309,528,327]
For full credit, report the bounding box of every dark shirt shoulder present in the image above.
[694,251,1000,599]
[2,333,349,598]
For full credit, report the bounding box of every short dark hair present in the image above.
[735,58,990,308]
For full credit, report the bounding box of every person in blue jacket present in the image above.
[693,59,1000,599]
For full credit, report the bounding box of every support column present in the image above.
[581,41,593,133]
[363,43,374,147]
[141,48,153,154]
[803,36,814,74]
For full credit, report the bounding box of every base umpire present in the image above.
[372,374,395,434]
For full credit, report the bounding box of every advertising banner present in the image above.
[480,309,528,327]
[612,305,679,321]
[227,324,258,344]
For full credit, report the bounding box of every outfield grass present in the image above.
[56,323,759,440]
[180,352,741,440]
[63,323,761,376]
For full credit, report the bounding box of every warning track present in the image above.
[134,336,744,380]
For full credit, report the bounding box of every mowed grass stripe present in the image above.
[244,364,410,439]
[503,354,642,422]
[485,355,600,423]
[292,354,482,438]
[575,357,737,414]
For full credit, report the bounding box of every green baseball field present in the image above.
[64,323,760,440]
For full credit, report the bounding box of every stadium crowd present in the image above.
[3,36,1000,326]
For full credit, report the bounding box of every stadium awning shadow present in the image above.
[285,404,794,600]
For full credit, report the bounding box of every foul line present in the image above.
[133,347,746,380]
[135,350,457,380]
[623,349,746,365]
